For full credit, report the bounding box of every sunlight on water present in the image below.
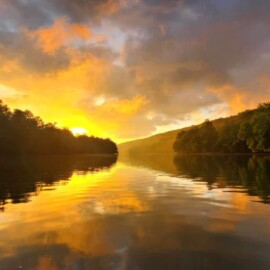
[0,155,270,269]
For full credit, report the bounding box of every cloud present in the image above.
[0,0,270,141]
[28,17,106,54]
[0,29,70,74]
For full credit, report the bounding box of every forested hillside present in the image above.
[174,103,270,153]
[0,101,118,155]
[119,103,270,154]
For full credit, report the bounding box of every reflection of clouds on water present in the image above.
[93,201,106,214]
[0,155,270,269]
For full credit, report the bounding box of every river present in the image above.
[0,154,269,269]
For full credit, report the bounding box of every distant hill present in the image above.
[118,106,262,154]
[119,129,181,154]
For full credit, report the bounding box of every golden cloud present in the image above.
[27,17,106,54]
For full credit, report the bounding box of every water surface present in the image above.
[0,154,270,269]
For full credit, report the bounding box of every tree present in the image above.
[199,120,218,152]
[174,103,270,153]
[238,104,270,152]
[0,100,118,155]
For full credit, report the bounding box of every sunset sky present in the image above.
[0,0,270,143]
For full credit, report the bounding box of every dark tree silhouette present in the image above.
[0,100,118,155]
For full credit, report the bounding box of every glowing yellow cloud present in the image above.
[105,96,149,115]
[0,47,110,137]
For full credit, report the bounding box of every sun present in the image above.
[70,127,88,136]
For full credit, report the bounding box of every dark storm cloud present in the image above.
[0,0,50,29]
[0,0,123,30]
[116,0,270,113]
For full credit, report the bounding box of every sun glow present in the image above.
[70,127,88,136]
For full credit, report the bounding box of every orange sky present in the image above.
[0,0,270,143]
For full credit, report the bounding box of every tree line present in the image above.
[174,103,270,153]
[0,100,118,155]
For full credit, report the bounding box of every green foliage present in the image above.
[216,123,248,153]
[0,100,118,155]
[238,103,270,152]
[174,120,220,153]
[174,102,270,153]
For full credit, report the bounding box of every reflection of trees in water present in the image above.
[0,155,117,208]
[174,155,270,203]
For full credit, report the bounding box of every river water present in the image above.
[0,154,269,269]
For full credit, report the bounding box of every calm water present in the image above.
[0,154,270,269]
